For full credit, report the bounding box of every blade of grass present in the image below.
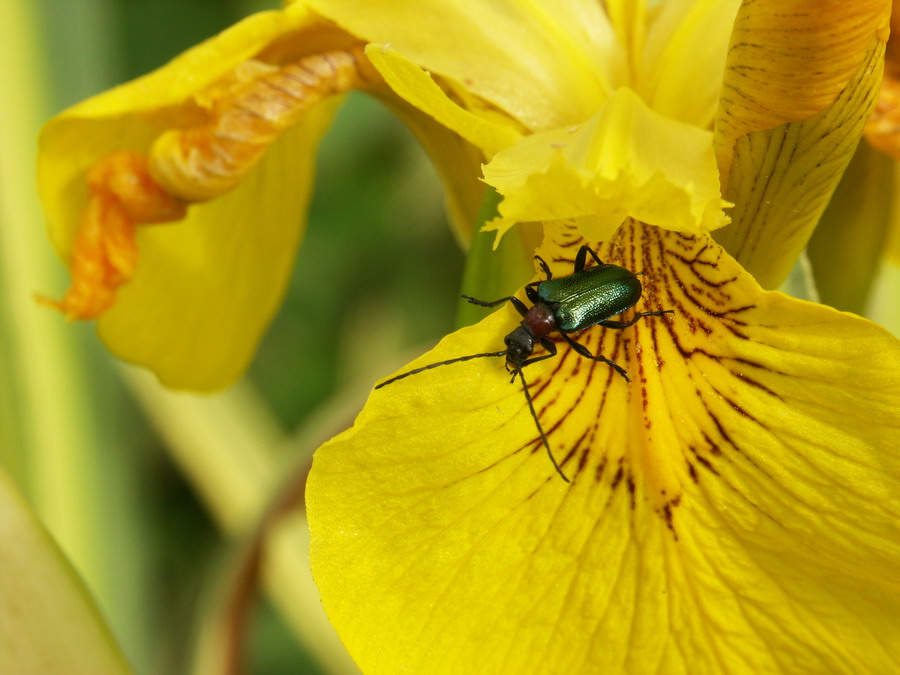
[0,1,150,668]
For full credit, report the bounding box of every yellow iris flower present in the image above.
[37,0,900,672]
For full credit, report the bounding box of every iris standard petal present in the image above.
[713,0,891,288]
[638,0,740,127]
[306,0,621,130]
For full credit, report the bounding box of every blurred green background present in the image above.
[7,3,896,674]
[0,1,463,673]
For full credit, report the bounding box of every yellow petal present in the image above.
[364,45,521,159]
[37,4,365,388]
[605,0,646,65]
[307,0,621,130]
[714,0,891,180]
[716,40,886,290]
[639,0,741,127]
[483,88,728,243]
[712,1,891,289]
[91,107,336,390]
[308,222,900,673]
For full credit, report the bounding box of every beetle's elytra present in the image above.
[376,246,673,482]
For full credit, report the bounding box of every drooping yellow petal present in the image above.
[39,4,334,253]
[37,4,371,388]
[308,222,900,673]
[92,108,335,390]
[483,88,728,243]
[713,0,891,289]
[306,0,622,130]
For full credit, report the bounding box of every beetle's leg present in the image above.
[574,245,605,272]
[598,309,674,329]
[559,332,630,382]
[524,283,541,304]
[533,255,553,280]
[462,294,529,318]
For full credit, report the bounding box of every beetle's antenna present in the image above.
[514,368,570,483]
[375,350,509,389]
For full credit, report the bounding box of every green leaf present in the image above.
[0,466,132,675]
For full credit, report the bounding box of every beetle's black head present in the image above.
[504,325,535,371]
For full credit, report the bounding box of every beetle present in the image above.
[375,245,673,482]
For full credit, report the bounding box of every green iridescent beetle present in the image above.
[376,245,673,481]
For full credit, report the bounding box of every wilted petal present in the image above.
[95,113,335,389]
[38,5,370,389]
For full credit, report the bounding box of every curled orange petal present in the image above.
[43,45,382,321]
[39,151,186,320]
[149,45,381,201]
